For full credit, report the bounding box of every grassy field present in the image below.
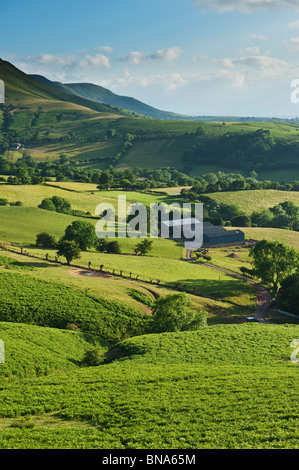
[2,184,298,320]
[0,249,247,324]
[0,185,175,216]
[0,323,298,448]
[118,137,198,170]
[207,189,299,215]
[230,227,299,251]
[208,189,299,215]
[0,269,150,342]
[25,140,124,164]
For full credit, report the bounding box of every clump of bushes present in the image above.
[82,346,105,366]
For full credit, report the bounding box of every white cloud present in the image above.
[79,53,111,68]
[103,71,185,92]
[218,58,235,68]
[94,46,114,54]
[194,0,299,12]
[25,53,77,66]
[250,33,268,40]
[217,70,246,88]
[150,46,182,61]
[239,46,261,55]
[122,51,144,65]
[285,37,299,50]
[288,19,299,28]
[192,54,208,62]
[140,73,185,90]
[234,55,288,77]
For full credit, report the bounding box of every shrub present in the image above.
[83,347,105,366]
[152,293,207,333]
[106,241,122,254]
[36,232,57,248]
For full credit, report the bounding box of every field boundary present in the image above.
[0,240,266,318]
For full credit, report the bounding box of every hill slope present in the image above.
[62,81,190,120]
[0,324,298,448]
[0,322,108,379]
[0,59,133,116]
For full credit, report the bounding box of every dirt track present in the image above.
[204,264,272,323]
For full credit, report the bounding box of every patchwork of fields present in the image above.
[1,55,299,451]
[0,182,298,449]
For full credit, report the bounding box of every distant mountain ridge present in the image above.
[1,58,298,123]
[30,75,191,120]
[31,73,299,123]
[0,59,137,117]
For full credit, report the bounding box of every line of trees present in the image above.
[36,220,154,265]
[1,151,299,192]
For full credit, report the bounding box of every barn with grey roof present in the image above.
[161,218,244,247]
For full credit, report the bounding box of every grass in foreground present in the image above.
[0,323,297,449]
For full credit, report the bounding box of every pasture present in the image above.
[208,189,299,215]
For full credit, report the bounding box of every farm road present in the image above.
[200,263,272,323]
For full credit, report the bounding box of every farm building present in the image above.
[9,143,24,151]
[161,218,244,248]
[202,222,244,247]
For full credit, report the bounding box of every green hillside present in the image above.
[0,322,108,379]
[0,59,131,116]
[63,81,190,120]
[208,189,299,215]
[1,61,299,180]
[0,270,149,342]
[0,324,298,448]
[108,323,298,366]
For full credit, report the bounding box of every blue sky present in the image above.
[2,0,299,116]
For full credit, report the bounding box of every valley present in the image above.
[0,59,298,450]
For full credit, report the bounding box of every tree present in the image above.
[152,293,207,333]
[106,241,122,254]
[38,198,56,212]
[97,170,113,190]
[277,273,299,315]
[250,239,299,290]
[51,195,71,214]
[95,237,109,253]
[134,239,153,256]
[36,232,56,248]
[63,220,96,251]
[251,209,273,227]
[56,239,81,265]
[231,215,252,227]
[59,154,68,164]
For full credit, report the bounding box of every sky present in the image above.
[2,0,299,117]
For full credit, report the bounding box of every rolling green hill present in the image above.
[0,270,149,342]
[31,76,187,120]
[31,73,299,124]
[0,323,297,448]
[0,59,133,116]
[1,60,299,180]
[0,321,109,379]
[208,189,299,215]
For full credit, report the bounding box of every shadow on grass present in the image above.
[17,261,60,269]
[166,277,254,301]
